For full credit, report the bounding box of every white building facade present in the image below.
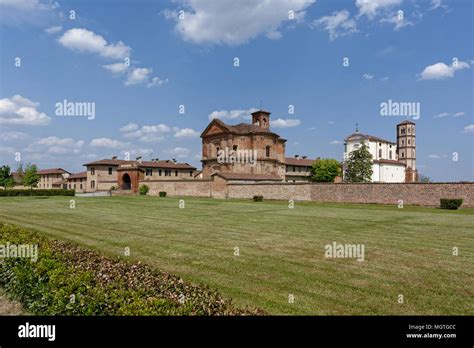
[343,133,406,183]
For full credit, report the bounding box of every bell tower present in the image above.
[252,110,271,129]
[396,120,418,182]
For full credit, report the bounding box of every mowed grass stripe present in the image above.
[0,196,472,315]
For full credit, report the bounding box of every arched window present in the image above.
[379,149,382,158]
[216,146,220,156]
[389,151,392,159]
[265,145,271,157]
[263,118,267,127]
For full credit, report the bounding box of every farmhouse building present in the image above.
[37,168,70,189]
[83,157,196,193]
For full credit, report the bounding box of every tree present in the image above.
[419,174,430,183]
[23,164,39,189]
[311,159,341,182]
[0,165,15,189]
[344,142,373,182]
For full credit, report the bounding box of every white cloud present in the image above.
[26,136,84,155]
[363,73,374,80]
[356,0,402,19]
[0,131,28,141]
[165,0,315,45]
[312,10,358,41]
[419,60,470,80]
[164,147,191,158]
[330,140,343,145]
[463,125,474,133]
[147,76,168,88]
[453,112,465,117]
[124,68,168,88]
[103,62,129,74]
[208,108,258,121]
[433,112,449,118]
[174,128,200,138]
[119,122,138,132]
[0,95,51,126]
[379,11,413,30]
[58,28,131,60]
[125,68,151,85]
[122,124,171,142]
[271,118,301,128]
[428,154,441,159]
[90,138,126,149]
[44,25,62,34]
[0,0,58,26]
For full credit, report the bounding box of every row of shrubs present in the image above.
[138,185,167,197]
[0,189,75,197]
[0,223,261,315]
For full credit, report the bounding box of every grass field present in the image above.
[0,196,472,315]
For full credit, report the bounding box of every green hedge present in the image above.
[139,185,149,196]
[0,189,75,197]
[440,198,463,210]
[159,191,167,197]
[253,195,263,202]
[0,223,262,316]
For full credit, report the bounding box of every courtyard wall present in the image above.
[142,180,474,207]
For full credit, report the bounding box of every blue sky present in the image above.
[0,0,473,181]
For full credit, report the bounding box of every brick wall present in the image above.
[141,179,474,208]
[228,182,474,207]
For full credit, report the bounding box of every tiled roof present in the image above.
[139,160,196,170]
[68,171,87,179]
[285,157,315,166]
[203,119,284,139]
[37,168,70,175]
[398,120,415,125]
[83,158,196,170]
[213,173,282,181]
[52,179,67,186]
[345,133,396,145]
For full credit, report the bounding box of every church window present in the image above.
[266,145,271,157]
[401,127,406,135]
[408,128,411,134]
[401,152,405,158]
[263,118,267,127]
[389,151,392,159]
[379,149,382,158]
[408,139,410,145]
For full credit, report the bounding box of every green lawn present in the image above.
[0,196,472,315]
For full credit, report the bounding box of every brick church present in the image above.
[201,110,287,181]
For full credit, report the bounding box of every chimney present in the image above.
[111,156,117,160]
[302,156,307,159]
[172,158,177,163]
[294,155,299,159]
